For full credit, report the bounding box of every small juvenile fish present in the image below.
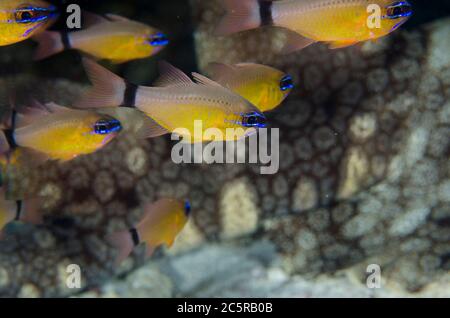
[0,102,122,163]
[216,0,413,53]
[207,62,294,112]
[107,198,191,265]
[33,12,169,63]
[0,0,57,46]
[0,191,42,239]
[76,59,267,143]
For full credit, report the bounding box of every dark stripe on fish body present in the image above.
[129,228,140,246]
[4,129,17,150]
[121,82,138,108]
[259,0,273,26]
[15,200,22,221]
[60,31,71,50]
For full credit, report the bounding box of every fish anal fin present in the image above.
[328,41,358,49]
[154,61,193,87]
[15,147,50,168]
[136,116,169,139]
[280,30,316,55]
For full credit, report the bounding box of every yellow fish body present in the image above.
[33,13,168,63]
[107,198,190,265]
[216,0,413,53]
[0,103,122,163]
[0,0,57,46]
[207,62,294,112]
[77,59,267,143]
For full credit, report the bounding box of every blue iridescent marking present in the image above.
[385,1,412,20]
[280,75,294,91]
[241,111,267,128]
[149,33,169,46]
[94,119,122,135]
[14,6,57,24]
[184,200,191,216]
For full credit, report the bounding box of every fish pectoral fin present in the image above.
[328,41,358,49]
[280,30,316,55]
[154,61,194,87]
[135,116,169,139]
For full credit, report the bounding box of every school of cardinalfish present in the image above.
[0,0,412,267]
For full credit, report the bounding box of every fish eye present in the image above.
[280,75,294,92]
[14,6,56,24]
[386,1,412,19]
[94,119,122,135]
[242,112,267,128]
[149,33,169,47]
[184,200,191,216]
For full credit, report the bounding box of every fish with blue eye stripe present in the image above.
[33,12,169,64]
[0,0,57,46]
[107,198,191,266]
[75,59,268,143]
[216,0,413,53]
[206,62,294,112]
[0,102,123,164]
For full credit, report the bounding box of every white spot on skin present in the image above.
[219,178,259,239]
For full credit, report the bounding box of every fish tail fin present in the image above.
[20,198,44,225]
[33,31,65,61]
[106,230,134,266]
[76,58,127,109]
[0,132,11,155]
[215,0,265,36]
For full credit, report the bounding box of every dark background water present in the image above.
[1,0,450,85]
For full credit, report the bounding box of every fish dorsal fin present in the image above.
[206,62,237,79]
[192,72,225,88]
[104,13,131,23]
[82,11,110,28]
[15,100,50,128]
[44,102,76,114]
[235,62,260,68]
[153,61,193,87]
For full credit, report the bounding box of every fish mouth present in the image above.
[385,1,413,20]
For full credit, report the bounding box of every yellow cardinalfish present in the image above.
[76,59,267,143]
[33,12,169,63]
[107,198,191,266]
[0,0,57,46]
[216,0,413,53]
[207,62,294,112]
[0,102,122,164]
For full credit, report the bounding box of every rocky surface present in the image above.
[0,4,448,297]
